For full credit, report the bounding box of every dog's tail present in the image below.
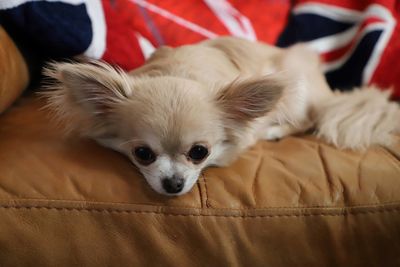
[315,86,400,150]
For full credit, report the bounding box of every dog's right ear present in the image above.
[42,61,132,135]
[44,61,132,115]
[44,61,132,116]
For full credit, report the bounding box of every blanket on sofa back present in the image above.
[0,0,399,98]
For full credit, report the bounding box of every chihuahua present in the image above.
[43,37,400,196]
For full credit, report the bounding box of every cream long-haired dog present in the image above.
[43,37,400,196]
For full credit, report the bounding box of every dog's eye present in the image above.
[188,145,209,163]
[134,146,156,165]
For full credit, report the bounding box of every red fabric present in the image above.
[101,0,290,70]
[100,0,400,98]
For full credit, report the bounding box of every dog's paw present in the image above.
[263,125,288,141]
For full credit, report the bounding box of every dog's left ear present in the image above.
[216,76,284,122]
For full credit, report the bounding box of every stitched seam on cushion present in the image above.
[0,197,200,209]
[202,174,211,208]
[0,205,399,218]
[165,202,400,211]
[252,151,264,206]
[356,151,367,191]
[196,180,204,209]
[1,198,400,210]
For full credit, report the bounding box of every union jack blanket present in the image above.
[0,0,399,98]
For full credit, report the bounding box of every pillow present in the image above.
[1,0,399,98]
[0,0,289,70]
[0,26,29,113]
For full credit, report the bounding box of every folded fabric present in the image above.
[0,0,399,99]
[279,0,400,98]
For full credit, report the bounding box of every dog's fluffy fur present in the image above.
[43,37,400,195]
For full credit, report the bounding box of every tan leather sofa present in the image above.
[1,26,400,267]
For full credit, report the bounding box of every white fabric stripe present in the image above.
[203,0,256,41]
[131,0,218,38]
[0,0,38,9]
[135,32,156,59]
[307,26,359,54]
[294,3,362,22]
[83,0,106,59]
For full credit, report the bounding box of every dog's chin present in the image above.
[150,185,196,197]
[161,188,193,197]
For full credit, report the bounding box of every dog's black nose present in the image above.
[162,177,184,194]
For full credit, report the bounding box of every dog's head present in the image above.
[44,61,283,196]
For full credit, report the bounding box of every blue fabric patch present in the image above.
[278,14,353,47]
[0,1,93,57]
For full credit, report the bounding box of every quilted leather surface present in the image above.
[0,96,399,266]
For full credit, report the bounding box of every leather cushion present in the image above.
[0,26,29,113]
[0,96,399,266]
